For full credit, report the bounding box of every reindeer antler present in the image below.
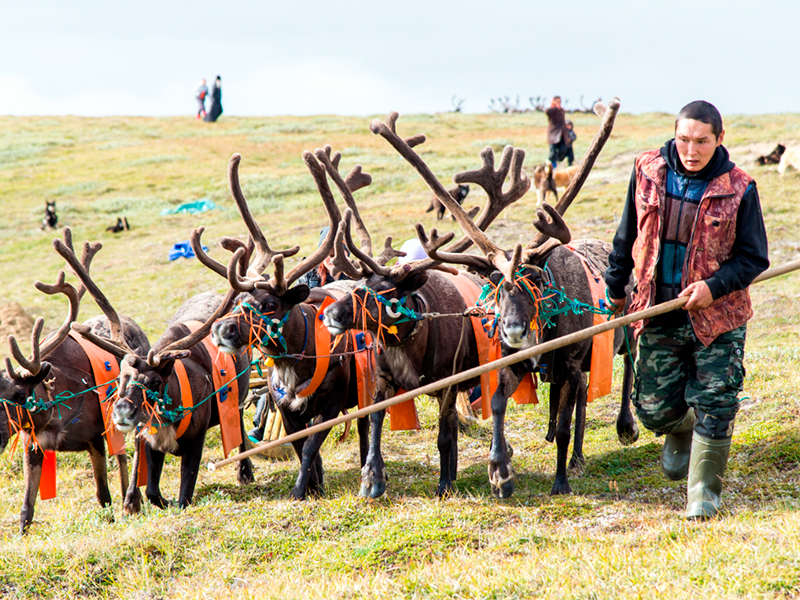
[53,227,138,360]
[370,112,527,282]
[147,288,238,367]
[226,153,301,289]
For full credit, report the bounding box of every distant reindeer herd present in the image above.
[3,99,642,533]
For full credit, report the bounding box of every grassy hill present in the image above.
[0,111,799,599]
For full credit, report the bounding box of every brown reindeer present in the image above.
[195,149,374,500]
[65,242,254,511]
[0,230,150,534]
[394,100,639,496]
[322,114,529,498]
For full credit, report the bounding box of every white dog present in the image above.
[778,146,800,174]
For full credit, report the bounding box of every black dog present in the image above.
[757,144,785,166]
[426,184,469,220]
[106,217,130,233]
[41,201,58,230]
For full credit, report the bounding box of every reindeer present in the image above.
[322,115,529,498]
[383,103,639,497]
[194,149,375,500]
[66,246,254,511]
[0,229,150,534]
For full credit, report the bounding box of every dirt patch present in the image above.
[0,302,36,343]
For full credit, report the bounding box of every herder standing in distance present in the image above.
[604,100,769,519]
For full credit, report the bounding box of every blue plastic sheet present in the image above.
[168,241,208,261]
[160,199,217,216]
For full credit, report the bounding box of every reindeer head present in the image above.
[194,149,369,361]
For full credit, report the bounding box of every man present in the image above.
[194,78,208,120]
[604,100,769,519]
[545,96,573,167]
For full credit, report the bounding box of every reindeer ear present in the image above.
[489,271,504,286]
[397,272,428,293]
[29,362,53,388]
[283,284,310,306]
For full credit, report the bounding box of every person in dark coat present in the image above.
[545,96,573,167]
[204,76,223,122]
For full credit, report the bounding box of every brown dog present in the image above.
[426,184,469,220]
[532,163,579,204]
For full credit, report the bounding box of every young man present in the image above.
[604,101,769,519]
[545,96,574,167]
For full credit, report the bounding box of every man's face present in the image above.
[675,118,724,173]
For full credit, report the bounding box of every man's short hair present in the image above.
[676,100,723,139]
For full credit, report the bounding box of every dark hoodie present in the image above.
[605,140,769,326]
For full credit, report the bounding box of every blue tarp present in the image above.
[168,241,207,261]
[160,199,217,216]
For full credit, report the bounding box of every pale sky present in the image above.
[2,0,798,117]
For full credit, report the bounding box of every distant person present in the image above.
[194,78,208,120]
[204,76,223,122]
[563,119,576,165]
[545,95,573,167]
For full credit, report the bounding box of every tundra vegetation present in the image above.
[0,112,799,599]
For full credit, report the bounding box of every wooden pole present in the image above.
[208,259,800,471]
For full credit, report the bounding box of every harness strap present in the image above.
[184,321,242,457]
[67,331,126,456]
[565,245,615,402]
[295,299,333,399]
[171,360,193,439]
[442,272,499,419]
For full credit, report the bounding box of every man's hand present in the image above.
[607,296,626,316]
[678,280,714,310]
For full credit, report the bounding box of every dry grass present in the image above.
[0,111,799,599]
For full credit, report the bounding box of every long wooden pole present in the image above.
[208,259,800,471]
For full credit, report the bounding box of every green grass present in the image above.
[0,112,799,599]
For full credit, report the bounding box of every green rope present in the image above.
[0,378,118,419]
[134,364,252,429]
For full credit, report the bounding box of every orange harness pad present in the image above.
[566,246,615,402]
[185,321,243,458]
[38,333,126,501]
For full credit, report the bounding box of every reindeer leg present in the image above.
[436,388,459,497]
[357,416,370,468]
[551,372,579,496]
[123,441,143,515]
[616,341,640,446]
[20,445,44,535]
[545,380,560,443]
[237,408,255,485]
[488,369,520,499]
[87,437,113,508]
[144,445,169,509]
[569,374,587,470]
[177,435,206,508]
[291,413,335,500]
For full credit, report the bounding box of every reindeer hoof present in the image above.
[617,422,640,446]
[238,459,255,485]
[550,481,572,496]
[436,482,455,498]
[568,454,585,470]
[491,479,515,499]
[123,488,143,515]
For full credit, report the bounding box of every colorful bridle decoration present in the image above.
[233,301,293,357]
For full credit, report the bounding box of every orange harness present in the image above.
[37,333,127,500]
[565,246,615,402]
[184,321,243,458]
[441,272,538,418]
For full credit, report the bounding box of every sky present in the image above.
[2,0,799,117]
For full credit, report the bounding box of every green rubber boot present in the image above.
[686,433,731,520]
[661,408,695,480]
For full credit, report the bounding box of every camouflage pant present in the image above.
[633,322,746,439]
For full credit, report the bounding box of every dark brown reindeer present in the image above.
[66,242,254,512]
[193,150,374,500]
[0,230,150,534]
[391,102,639,496]
[322,115,530,498]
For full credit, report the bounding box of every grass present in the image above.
[0,111,799,599]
